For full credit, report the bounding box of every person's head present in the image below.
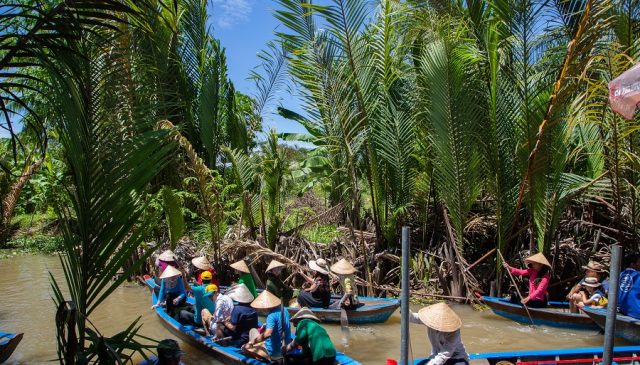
[623,253,640,270]
[201,271,212,285]
[290,307,321,327]
[582,277,601,293]
[525,253,551,272]
[226,283,254,304]
[205,284,219,301]
[582,261,606,279]
[230,259,250,276]
[157,339,183,365]
[265,260,286,277]
[309,258,329,277]
[250,290,281,312]
[159,265,182,286]
[330,258,357,276]
[416,302,461,334]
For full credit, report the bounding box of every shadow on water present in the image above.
[0,255,626,364]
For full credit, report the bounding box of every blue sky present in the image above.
[207,0,308,137]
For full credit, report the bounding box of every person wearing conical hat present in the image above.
[409,303,468,365]
[154,265,189,319]
[242,291,292,360]
[297,258,332,309]
[283,307,336,365]
[191,256,219,286]
[330,258,360,310]
[156,250,178,276]
[219,284,258,347]
[231,259,258,298]
[569,277,608,312]
[503,252,551,308]
[265,260,294,304]
[566,260,608,312]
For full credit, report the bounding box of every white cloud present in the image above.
[211,0,253,29]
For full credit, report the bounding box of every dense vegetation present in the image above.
[1,0,639,363]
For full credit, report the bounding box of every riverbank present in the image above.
[0,254,627,364]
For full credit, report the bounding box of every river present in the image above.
[0,254,624,364]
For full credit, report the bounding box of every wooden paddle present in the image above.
[497,249,536,327]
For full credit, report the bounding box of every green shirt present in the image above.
[294,319,336,362]
[238,272,258,298]
[266,275,293,302]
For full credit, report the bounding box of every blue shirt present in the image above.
[264,308,292,356]
[230,303,258,343]
[157,277,187,304]
[618,268,640,319]
[192,285,215,324]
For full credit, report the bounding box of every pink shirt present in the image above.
[510,267,550,301]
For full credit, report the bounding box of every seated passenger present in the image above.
[570,277,608,311]
[567,260,607,311]
[265,260,294,304]
[297,259,332,309]
[138,339,184,365]
[283,307,336,365]
[330,258,360,309]
[618,253,640,319]
[156,250,177,276]
[202,285,234,337]
[231,259,258,298]
[219,284,258,347]
[191,256,219,286]
[503,252,551,308]
[154,266,188,319]
[409,303,469,365]
[242,290,292,361]
[178,274,216,326]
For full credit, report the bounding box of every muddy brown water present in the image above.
[0,254,625,364]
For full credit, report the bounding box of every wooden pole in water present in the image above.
[603,244,621,365]
[400,226,410,365]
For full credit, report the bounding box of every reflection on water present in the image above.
[0,255,623,364]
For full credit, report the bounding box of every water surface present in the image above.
[0,254,623,364]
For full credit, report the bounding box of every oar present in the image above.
[497,249,536,327]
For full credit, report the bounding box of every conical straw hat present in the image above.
[159,265,182,279]
[525,252,551,268]
[230,260,250,274]
[308,258,329,275]
[417,302,462,332]
[265,260,286,273]
[251,290,282,309]
[330,258,357,275]
[159,250,176,262]
[227,283,254,303]
[191,256,212,270]
[290,307,321,323]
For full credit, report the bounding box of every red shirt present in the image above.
[510,267,550,301]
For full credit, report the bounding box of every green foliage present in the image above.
[160,187,185,249]
[7,234,64,254]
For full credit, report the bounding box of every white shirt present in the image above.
[410,312,469,365]
[210,294,234,332]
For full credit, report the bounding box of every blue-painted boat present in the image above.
[0,332,23,364]
[144,277,361,365]
[582,306,640,344]
[482,296,598,330]
[408,345,640,365]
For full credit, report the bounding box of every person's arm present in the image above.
[154,280,166,308]
[509,267,529,276]
[409,311,423,324]
[425,331,453,365]
[182,270,192,293]
[307,277,320,293]
[584,293,601,306]
[248,328,273,346]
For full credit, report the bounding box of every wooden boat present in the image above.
[143,277,361,365]
[0,332,23,364]
[482,296,598,330]
[219,285,400,325]
[408,345,640,365]
[582,306,640,344]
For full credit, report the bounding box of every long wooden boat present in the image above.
[482,296,598,330]
[582,306,640,344]
[144,277,361,365]
[0,332,23,364]
[408,345,640,365]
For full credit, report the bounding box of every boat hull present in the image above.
[409,345,640,365]
[482,296,598,330]
[582,306,640,344]
[144,277,361,365]
[0,332,23,364]
[273,296,399,325]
